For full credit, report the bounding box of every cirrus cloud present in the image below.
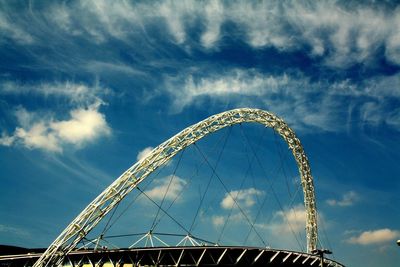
[0,80,107,104]
[164,68,400,133]
[3,1,400,68]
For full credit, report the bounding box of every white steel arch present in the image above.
[33,108,318,267]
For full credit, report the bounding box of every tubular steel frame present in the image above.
[33,108,318,267]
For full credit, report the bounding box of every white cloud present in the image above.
[385,9,400,65]
[165,69,400,133]
[270,204,307,234]
[326,191,360,207]
[0,133,15,146]
[15,121,62,152]
[347,229,400,245]
[211,212,245,228]
[1,104,110,152]
[3,1,400,67]
[386,108,400,129]
[0,80,111,152]
[136,146,154,162]
[200,1,224,48]
[47,0,141,42]
[166,69,323,128]
[0,81,106,104]
[84,61,146,76]
[51,104,110,145]
[145,175,186,202]
[0,11,34,44]
[220,188,264,210]
[230,1,291,49]
[167,69,290,112]
[250,204,315,249]
[158,1,191,44]
[212,215,225,227]
[285,2,388,66]
[4,1,398,68]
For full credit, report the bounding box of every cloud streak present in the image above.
[0,224,30,237]
[0,10,34,44]
[0,81,107,104]
[164,68,400,133]
[2,1,400,67]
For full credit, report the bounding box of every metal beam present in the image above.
[33,108,318,266]
[1,246,345,267]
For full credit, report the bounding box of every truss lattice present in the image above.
[33,108,318,266]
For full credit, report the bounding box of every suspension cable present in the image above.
[273,130,307,249]
[137,187,191,235]
[102,165,167,234]
[194,142,267,247]
[150,174,193,231]
[150,150,185,231]
[152,128,232,233]
[317,211,335,260]
[239,125,305,251]
[217,124,266,244]
[274,131,292,198]
[188,127,232,234]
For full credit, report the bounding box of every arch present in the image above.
[34,108,318,266]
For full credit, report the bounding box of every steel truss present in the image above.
[33,108,318,266]
[2,247,345,267]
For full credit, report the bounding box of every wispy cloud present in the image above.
[165,69,290,113]
[164,68,400,133]
[2,1,400,67]
[268,204,307,234]
[0,80,107,105]
[200,1,224,48]
[327,191,360,207]
[284,1,398,66]
[83,61,146,76]
[0,224,30,237]
[0,10,34,44]
[347,228,400,245]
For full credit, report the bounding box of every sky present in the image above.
[0,0,400,266]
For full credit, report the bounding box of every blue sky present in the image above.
[0,0,400,266]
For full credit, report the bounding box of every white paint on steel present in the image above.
[33,108,318,266]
